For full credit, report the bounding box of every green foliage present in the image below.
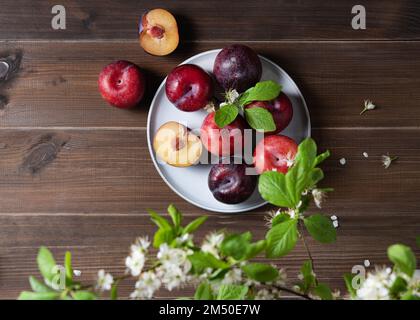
[20,247,97,300]
[148,205,207,248]
[343,273,356,299]
[244,107,276,132]
[259,138,330,209]
[299,260,316,293]
[303,214,336,243]
[214,104,239,128]
[387,244,416,277]
[239,80,282,106]
[265,218,298,258]
[242,263,279,283]
[313,283,333,300]
[194,282,214,300]
[188,252,229,274]
[216,284,248,300]
[214,80,282,130]
[182,216,208,235]
[37,246,57,282]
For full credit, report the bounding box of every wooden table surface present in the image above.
[0,0,419,299]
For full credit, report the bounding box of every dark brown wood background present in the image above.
[0,0,419,299]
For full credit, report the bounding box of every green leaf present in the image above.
[243,240,267,260]
[188,252,229,274]
[220,232,252,261]
[182,216,208,235]
[315,150,330,166]
[300,260,316,292]
[72,290,97,300]
[343,273,356,299]
[265,218,298,258]
[389,276,408,299]
[242,263,279,283]
[18,291,59,300]
[148,209,173,230]
[313,283,333,300]
[244,107,276,132]
[401,290,420,300]
[194,282,213,300]
[167,204,182,230]
[304,214,336,243]
[387,244,417,277]
[153,228,175,248]
[64,251,73,285]
[216,284,248,300]
[37,246,57,282]
[271,213,291,227]
[215,104,239,128]
[258,138,329,209]
[110,280,119,300]
[239,80,282,106]
[29,276,54,293]
[258,171,295,208]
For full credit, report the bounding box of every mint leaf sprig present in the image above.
[214,80,282,131]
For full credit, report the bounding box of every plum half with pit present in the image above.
[208,161,257,204]
[213,44,262,93]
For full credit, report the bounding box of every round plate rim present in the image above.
[146,49,311,213]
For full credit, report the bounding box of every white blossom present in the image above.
[175,233,192,245]
[96,269,113,291]
[363,152,369,158]
[264,209,281,227]
[255,288,277,300]
[125,250,146,277]
[286,208,297,219]
[222,268,242,285]
[285,151,295,168]
[156,244,192,291]
[157,265,188,291]
[312,188,326,208]
[125,237,150,276]
[131,236,150,253]
[382,154,397,169]
[130,271,161,299]
[360,100,376,115]
[339,158,346,166]
[201,232,224,258]
[224,89,240,104]
[356,267,396,300]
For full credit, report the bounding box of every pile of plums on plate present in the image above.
[153,44,297,205]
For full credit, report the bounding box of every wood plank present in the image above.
[0,128,419,216]
[1,0,420,41]
[0,214,418,299]
[1,41,420,128]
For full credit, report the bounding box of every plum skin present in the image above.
[208,161,257,204]
[245,92,293,134]
[253,135,298,174]
[98,60,145,109]
[165,64,213,112]
[213,44,262,93]
[200,112,248,157]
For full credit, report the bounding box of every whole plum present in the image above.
[213,44,262,93]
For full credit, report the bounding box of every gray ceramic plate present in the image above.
[147,49,311,213]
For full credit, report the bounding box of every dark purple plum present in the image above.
[208,160,257,204]
[213,44,262,93]
[245,92,293,134]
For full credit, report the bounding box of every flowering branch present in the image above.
[17,138,419,300]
